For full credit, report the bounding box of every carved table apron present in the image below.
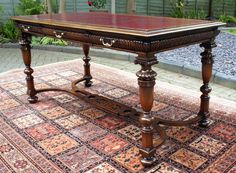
[12,12,224,166]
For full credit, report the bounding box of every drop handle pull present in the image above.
[53,31,64,38]
[22,25,31,32]
[100,37,116,47]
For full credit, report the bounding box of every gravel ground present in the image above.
[158,32,236,76]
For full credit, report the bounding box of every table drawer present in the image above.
[17,24,145,52]
[41,28,90,43]
[18,24,43,35]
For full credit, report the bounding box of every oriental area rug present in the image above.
[0,59,235,173]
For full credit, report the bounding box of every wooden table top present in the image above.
[12,12,224,37]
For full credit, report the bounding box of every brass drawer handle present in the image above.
[53,31,64,38]
[100,37,116,47]
[22,25,31,32]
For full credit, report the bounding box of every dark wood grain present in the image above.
[12,12,224,167]
[12,12,223,37]
[82,44,93,87]
[19,33,38,103]
[12,12,212,30]
[135,53,158,165]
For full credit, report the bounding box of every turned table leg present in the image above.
[20,33,38,103]
[82,44,92,87]
[198,40,216,127]
[135,53,158,166]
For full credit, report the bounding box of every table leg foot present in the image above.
[20,33,38,103]
[84,78,93,87]
[198,40,216,128]
[140,148,157,166]
[135,53,158,166]
[198,113,210,128]
[139,112,156,166]
[141,157,157,166]
[198,119,210,128]
[83,44,92,88]
[28,96,38,104]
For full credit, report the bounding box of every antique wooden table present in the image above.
[12,12,224,166]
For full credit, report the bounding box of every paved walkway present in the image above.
[0,47,235,101]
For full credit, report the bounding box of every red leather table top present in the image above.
[12,12,224,37]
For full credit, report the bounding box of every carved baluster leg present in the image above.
[82,44,92,87]
[198,40,216,127]
[135,53,158,166]
[20,33,38,103]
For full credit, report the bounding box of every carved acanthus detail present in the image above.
[136,69,157,80]
[200,40,216,65]
[135,55,158,80]
[19,35,31,51]
[90,30,220,53]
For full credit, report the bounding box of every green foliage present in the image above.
[2,20,19,42]
[219,14,236,23]
[0,17,19,43]
[228,29,236,35]
[170,0,206,20]
[31,36,42,45]
[0,34,10,44]
[185,10,207,20]
[1,0,45,43]
[170,0,187,18]
[0,6,3,19]
[51,0,59,13]
[88,0,106,9]
[16,0,45,15]
[32,36,68,46]
[0,6,3,34]
[45,0,58,13]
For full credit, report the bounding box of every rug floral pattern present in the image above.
[0,60,235,173]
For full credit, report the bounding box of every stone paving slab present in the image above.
[0,47,235,102]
